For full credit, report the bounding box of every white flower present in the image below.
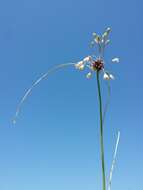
[105,39,110,45]
[75,28,119,81]
[94,35,100,43]
[78,64,85,70]
[92,32,97,37]
[102,27,111,39]
[106,27,111,33]
[86,72,92,79]
[83,56,92,63]
[109,74,115,80]
[75,61,85,70]
[103,73,110,80]
[112,57,119,63]
[103,72,115,80]
[75,56,93,71]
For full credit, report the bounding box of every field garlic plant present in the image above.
[13,27,120,190]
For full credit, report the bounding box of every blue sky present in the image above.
[0,0,142,189]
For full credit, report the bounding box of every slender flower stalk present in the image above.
[96,71,106,190]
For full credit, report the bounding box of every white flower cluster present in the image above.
[75,56,92,71]
[75,56,119,80]
[75,27,119,81]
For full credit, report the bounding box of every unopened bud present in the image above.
[86,72,92,79]
[106,27,111,33]
[105,39,110,45]
[103,72,110,80]
[112,57,119,63]
[90,41,95,48]
[103,72,115,80]
[83,56,92,62]
[109,74,115,80]
[95,35,100,43]
[92,32,97,37]
[75,61,84,70]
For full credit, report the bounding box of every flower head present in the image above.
[75,27,119,80]
[13,27,119,125]
[91,59,104,71]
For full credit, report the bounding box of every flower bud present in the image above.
[105,39,110,45]
[78,64,85,70]
[103,73,110,80]
[92,32,97,37]
[102,27,111,41]
[112,57,119,63]
[83,56,91,62]
[103,72,115,80]
[90,41,95,48]
[86,72,92,79]
[102,31,108,39]
[94,35,100,43]
[75,61,85,70]
[106,27,111,33]
[109,74,115,80]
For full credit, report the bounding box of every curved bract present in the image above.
[13,62,75,124]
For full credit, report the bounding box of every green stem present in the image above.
[96,71,106,190]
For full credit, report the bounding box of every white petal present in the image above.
[103,72,115,80]
[94,36,100,43]
[78,61,84,66]
[92,32,97,37]
[86,72,92,79]
[83,56,91,62]
[102,28,111,38]
[103,73,110,80]
[109,74,115,80]
[105,39,110,45]
[75,61,84,69]
[106,27,111,32]
[112,57,119,63]
[101,38,104,43]
[78,64,85,70]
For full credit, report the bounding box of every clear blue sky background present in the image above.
[0,0,142,189]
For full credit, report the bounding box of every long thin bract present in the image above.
[108,131,120,190]
[13,63,75,124]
